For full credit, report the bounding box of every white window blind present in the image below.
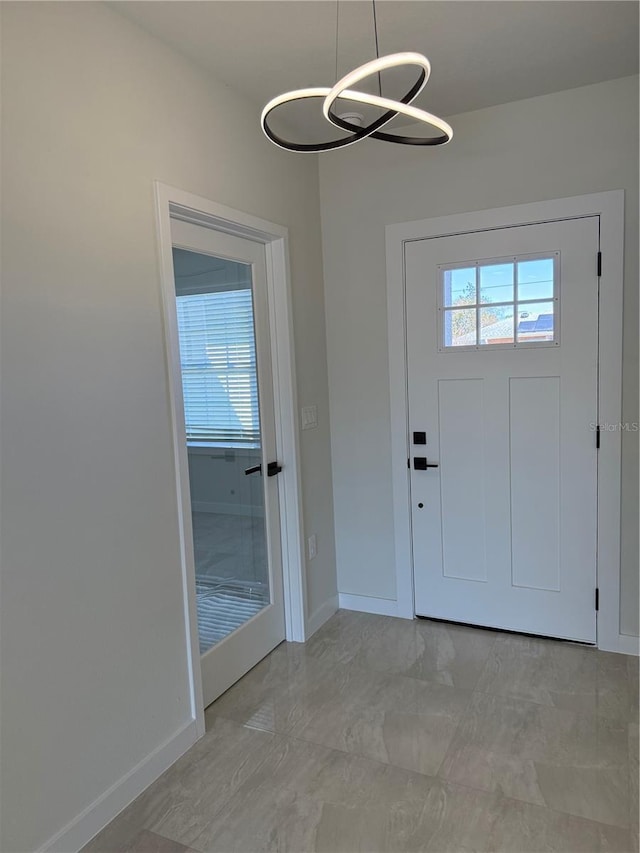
[176,289,260,444]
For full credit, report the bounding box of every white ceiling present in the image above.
[113,1,638,142]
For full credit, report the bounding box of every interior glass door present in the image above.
[170,219,285,707]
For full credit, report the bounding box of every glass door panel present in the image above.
[170,219,284,709]
[173,246,270,654]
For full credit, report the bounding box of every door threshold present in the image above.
[414,614,596,646]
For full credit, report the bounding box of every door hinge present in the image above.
[597,251,602,277]
[596,424,601,449]
[595,588,600,611]
[407,458,410,469]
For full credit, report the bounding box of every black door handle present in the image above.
[244,461,283,476]
[413,457,439,470]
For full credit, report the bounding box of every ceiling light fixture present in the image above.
[261,1,452,153]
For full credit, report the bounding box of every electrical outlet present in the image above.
[307,533,317,560]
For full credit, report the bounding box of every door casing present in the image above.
[155,183,307,735]
[386,191,633,655]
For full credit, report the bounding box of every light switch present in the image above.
[301,405,318,430]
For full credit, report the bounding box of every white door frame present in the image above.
[154,182,307,734]
[386,190,635,655]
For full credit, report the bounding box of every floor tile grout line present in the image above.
[469,685,637,725]
[256,635,500,694]
[468,630,500,693]
[210,709,454,779]
[212,668,633,754]
[303,615,503,683]
[153,829,206,853]
[206,712,632,831]
[215,671,637,730]
[431,677,478,781]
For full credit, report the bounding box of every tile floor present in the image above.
[84,611,639,853]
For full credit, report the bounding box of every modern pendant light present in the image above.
[261,0,452,153]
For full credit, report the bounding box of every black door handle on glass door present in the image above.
[244,461,283,477]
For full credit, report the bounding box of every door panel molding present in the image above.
[386,191,633,654]
[155,183,307,736]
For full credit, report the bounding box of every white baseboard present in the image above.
[41,720,199,853]
[305,595,339,638]
[191,500,264,517]
[338,593,399,617]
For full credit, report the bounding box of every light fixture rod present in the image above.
[372,0,382,96]
[334,0,340,83]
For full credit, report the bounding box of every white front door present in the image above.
[171,219,285,707]
[405,216,600,642]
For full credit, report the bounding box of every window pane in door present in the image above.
[517,258,555,301]
[442,267,476,307]
[516,300,555,342]
[479,263,514,304]
[480,304,515,345]
[173,247,270,654]
[443,307,476,347]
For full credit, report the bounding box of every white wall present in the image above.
[320,76,639,636]
[0,3,336,851]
